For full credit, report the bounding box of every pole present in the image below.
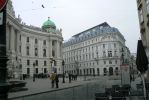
[0,5,9,99]
[62,60,65,83]
[33,63,35,82]
[141,74,147,100]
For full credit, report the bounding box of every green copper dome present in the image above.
[42,18,56,29]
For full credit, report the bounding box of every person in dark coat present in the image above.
[55,74,59,88]
[68,73,71,83]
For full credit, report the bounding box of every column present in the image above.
[15,30,18,52]
[49,40,52,57]
[56,40,60,58]
[10,26,15,52]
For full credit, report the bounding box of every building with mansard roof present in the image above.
[6,0,63,78]
[63,22,130,76]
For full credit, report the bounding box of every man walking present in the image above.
[55,74,59,88]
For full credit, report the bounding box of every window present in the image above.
[36,68,38,74]
[103,51,106,57]
[35,60,38,66]
[139,9,144,23]
[26,46,29,56]
[19,45,21,53]
[43,40,46,45]
[108,51,112,57]
[35,39,38,44]
[114,50,117,56]
[20,35,21,41]
[35,48,38,56]
[114,43,116,48]
[27,37,29,42]
[109,60,112,64]
[103,44,105,48]
[115,60,117,64]
[147,0,149,14]
[43,49,46,57]
[104,61,106,64]
[44,61,47,66]
[108,43,111,49]
[27,60,30,65]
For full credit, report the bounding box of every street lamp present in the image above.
[62,60,65,83]
[33,62,35,82]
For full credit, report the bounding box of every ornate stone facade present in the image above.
[6,0,63,78]
[63,22,130,76]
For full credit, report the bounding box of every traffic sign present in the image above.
[0,0,8,11]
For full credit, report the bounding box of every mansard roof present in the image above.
[63,22,125,47]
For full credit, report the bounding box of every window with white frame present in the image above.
[108,51,112,57]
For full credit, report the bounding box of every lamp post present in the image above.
[62,60,65,83]
[33,62,35,82]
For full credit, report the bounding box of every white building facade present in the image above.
[63,22,130,76]
[6,0,63,78]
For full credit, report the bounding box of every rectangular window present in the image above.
[108,51,112,57]
[26,46,29,56]
[43,49,46,57]
[103,51,106,57]
[109,60,112,64]
[36,68,38,74]
[114,50,117,56]
[43,40,46,45]
[35,48,38,56]
[103,44,105,48]
[27,60,30,66]
[20,35,21,41]
[36,60,38,66]
[19,45,21,53]
[44,61,47,66]
[27,37,29,42]
[115,60,117,64]
[114,43,116,48]
[35,39,38,44]
[104,61,106,64]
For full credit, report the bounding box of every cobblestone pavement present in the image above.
[8,75,144,100]
[8,76,111,99]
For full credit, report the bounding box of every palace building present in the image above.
[6,0,63,78]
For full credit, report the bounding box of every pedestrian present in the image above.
[55,74,59,88]
[50,73,55,88]
[68,73,71,83]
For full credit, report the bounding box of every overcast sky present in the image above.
[11,0,140,53]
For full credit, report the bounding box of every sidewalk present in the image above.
[8,76,104,99]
